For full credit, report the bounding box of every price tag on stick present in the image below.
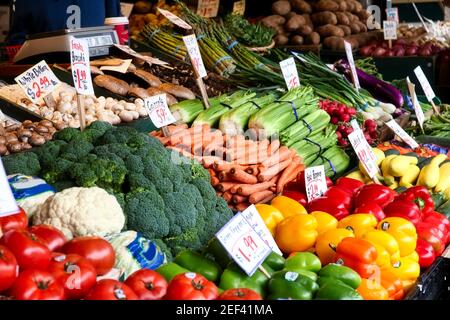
[344,41,360,90]
[414,66,439,114]
[385,119,419,149]
[216,212,272,276]
[157,8,192,30]
[280,57,300,90]
[197,0,220,18]
[14,60,60,104]
[305,165,328,202]
[0,158,20,218]
[348,129,380,182]
[386,7,399,23]
[144,94,176,136]
[407,77,425,130]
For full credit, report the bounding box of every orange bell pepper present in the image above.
[357,278,389,300]
[315,228,354,265]
[380,270,404,300]
[275,214,318,254]
[310,211,338,235]
[335,238,380,279]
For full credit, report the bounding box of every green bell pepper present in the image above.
[317,263,361,289]
[315,279,363,300]
[202,237,232,269]
[219,262,274,297]
[264,251,286,271]
[156,262,189,282]
[285,252,322,273]
[174,250,222,282]
[267,270,319,300]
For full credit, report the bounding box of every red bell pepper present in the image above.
[354,203,385,222]
[422,211,450,235]
[384,199,422,226]
[307,196,349,220]
[415,238,436,268]
[335,177,364,194]
[416,221,446,256]
[354,184,396,209]
[324,186,353,210]
[398,186,434,216]
[282,190,308,207]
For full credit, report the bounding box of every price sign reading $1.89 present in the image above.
[280,57,300,90]
[216,212,271,276]
[14,60,60,103]
[144,94,176,128]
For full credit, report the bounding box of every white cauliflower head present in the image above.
[32,187,125,240]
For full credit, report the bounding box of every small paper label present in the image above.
[232,0,246,15]
[144,94,176,128]
[43,93,57,109]
[407,76,425,129]
[414,66,436,102]
[0,157,20,218]
[385,119,419,149]
[158,8,192,30]
[383,20,397,40]
[386,7,399,23]
[114,44,168,66]
[344,41,360,90]
[197,0,220,18]
[350,119,360,131]
[305,165,328,202]
[14,60,60,103]
[348,129,379,178]
[216,212,271,276]
[280,57,300,90]
[120,2,134,18]
[100,59,132,74]
[69,37,94,95]
[285,271,299,282]
[183,34,208,78]
[185,272,197,279]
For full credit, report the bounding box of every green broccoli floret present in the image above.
[97,127,129,145]
[51,180,76,192]
[191,178,218,214]
[190,161,211,182]
[60,140,94,161]
[2,151,41,176]
[125,187,170,239]
[41,158,74,184]
[33,140,67,168]
[52,127,82,142]
[70,162,98,187]
[83,121,113,143]
[124,154,144,174]
[127,173,153,192]
[163,228,203,257]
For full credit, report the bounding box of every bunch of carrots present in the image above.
[150,124,304,211]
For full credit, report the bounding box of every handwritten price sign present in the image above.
[233,0,246,15]
[14,60,60,103]
[197,0,220,18]
[344,41,360,90]
[348,129,379,179]
[280,57,300,90]
[386,8,399,23]
[383,20,397,40]
[0,158,20,218]
[157,8,192,30]
[305,165,328,202]
[70,36,94,95]
[144,94,176,128]
[414,66,436,103]
[183,34,208,78]
[407,76,425,129]
[216,212,271,275]
[385,119,419,149]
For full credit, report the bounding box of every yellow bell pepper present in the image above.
[315,228,354,265]
[255,204,284,236]
[370,242,392,270]
[404,251,419,263]
[362,230,401,266]
[337,214,378,238]
[388,256,420,291]
[377,217,417,257]
[357,278,389,300]
[271,196,308,218]
[275,214,318,254]
[310,211,337,235]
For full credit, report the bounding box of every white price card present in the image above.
[386,7,399,23]
[183,34,208,78]
[14,60,60,104]
[69,37,94,95]
[0,158,20,218]
[241,205,282,256]
[305,165,328,202]
[414,66,436,102]
[233,0,246,15]
[120,2,134,18]
[144,94,176,128]
[348,129,379,178]
[350,119,360,132]
[383,20,397,40]
[385,119,419,149]
[113,44,168,66]
[344,41,360,90]
[407,76,425,129]
[197,0,220,18]
[157,8,192,29]
[279,57,300,90]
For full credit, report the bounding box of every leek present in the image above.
[170,99,205,124]
[193,104,232,127]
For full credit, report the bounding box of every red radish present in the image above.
[348,108,356,116]
[385,50,395,57]
[340,114,351,122]
[331,117,339,125]
[364,119,376,129]
[344,127,354,136]
[336,131,343,140]
[338,125,346,132]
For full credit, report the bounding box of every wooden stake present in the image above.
[161,126,170,137]
[196,77,210,109]
[430,100,440,115]
[388,39,392,49]
[258,265,271,278]
[77,94,86,131]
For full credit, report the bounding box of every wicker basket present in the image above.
[246,40,275,53]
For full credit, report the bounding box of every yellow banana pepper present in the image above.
[337,214,378,238]
[255,204,284,236]
[271,196,308,218]
[315,228,354,265]
[310,211,338,235]
[389,257,420,291]
[275,214,318,255]
[377,217,417,257]
[362,230,401,266]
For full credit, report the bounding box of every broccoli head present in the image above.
[82,121,113,143]
[163,228,202,257]
[52,127,82,142]
[127,173,153,192]
[2,151,41,176]
[60,140,94,161]
[41,158,74,184]
[124,154,144,174]
[33,140,67,168]
[51,180,76,192]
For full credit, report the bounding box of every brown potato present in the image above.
[302,14,313,27]
[290,35,304,45]
[284,11,297,20]
[335,12,350,25]
[290,0,312,13]
[261,15,286,28]
[311,11,337,26]
[297,24,313,36]
[323,36,347,50]
[274,34,290,46]
[349,23,361,34]
[336,0,348,12]
[285,14,306,31]
[272,1,292,15]
[0,144,7,156]
[316,24,345,37]
[353,1,363,13]
[7,141,22,153]
[355,21,368,32]
[315,0,339,12]
[306,32,321,45]
[337,25,352,36]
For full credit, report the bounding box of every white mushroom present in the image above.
[57,102,72,114]
[119,110,134,123]
[125,103,136,111]
[134,99,144,108]
[136,105,148,118]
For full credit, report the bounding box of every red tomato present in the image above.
[1,229,51,271]
[0,208,28,233]
[124,269,167,300]
[62,236,115,276]
[0,245,18,292]
[47,253,97,300]
[29,225,67,252]
[86,279,138,300]
[165,272,218,300]
[10,269,65,300]
[218,288,262,300]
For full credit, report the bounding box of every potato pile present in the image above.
[262,0,371,49]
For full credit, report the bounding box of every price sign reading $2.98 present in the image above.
[144,94,176,128]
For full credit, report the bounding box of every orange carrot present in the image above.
[268,139,281,155]
[211,177,220,187]
[276,156,302,193]
[214,162,244,172]
[259,193,276,204]
[230,168,258,184]
[284,163,305,188]
[261,146,291,168]
[207,168,216,177]
[230,184,242,194]
[238,181,276,196]
[159,136,171,146]
[218,171,231,182]
[245,165,260,176]
[150,131,160,137]
[217,182,237,192]
[258,158,292,182]
[202,156,223,168]
[235,202,250,212]
[249,190,274,204]
[223,191,233,203]
[167,124,188,135]
[270,186,277,193]
[232,194,248,204]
